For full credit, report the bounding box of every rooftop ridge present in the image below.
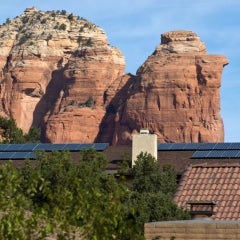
[190,162,240,168]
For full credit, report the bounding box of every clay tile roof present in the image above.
[174,163,240,220]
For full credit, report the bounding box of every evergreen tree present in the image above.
[0,116,40,143]
[129,152,190,233]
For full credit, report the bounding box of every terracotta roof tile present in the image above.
[234,167,240,173]
[174,164,240,220]
[229,178,235,184]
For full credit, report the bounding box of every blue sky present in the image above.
[0,0,239,142]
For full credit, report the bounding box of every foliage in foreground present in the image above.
[0,150,189,239]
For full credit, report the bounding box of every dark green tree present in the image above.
[19,149,142,239]
[0,148,188,239]
[24,126,41,143]
[132,152,177,194]
[129,152,190,232]
[0,116,40,143]
[0,162,53,239]
[0,117,25,143]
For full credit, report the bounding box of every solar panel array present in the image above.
[0,143,109,160]
[157,142,240,159]
[0,151,36,159]
[1,142,240,160]
[158,142,240,151]
[158,143,200,150]
[192,150,240,159]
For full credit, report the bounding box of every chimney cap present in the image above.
[140,129,149,134]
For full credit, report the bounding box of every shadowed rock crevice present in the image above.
[31,67,67,141]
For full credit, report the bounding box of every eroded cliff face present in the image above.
[100,30,228,144]
[0,8,125,142]
[44,45,125,143]
[0,9,228,144]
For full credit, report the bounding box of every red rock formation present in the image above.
[0,10,228,145]
[0,8,125,143]
[101,30,228,144]
[44,46,125,143]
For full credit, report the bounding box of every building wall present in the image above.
[132,133,157,165]
[144,220,240,240]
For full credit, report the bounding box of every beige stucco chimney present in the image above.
[132,129,158,166]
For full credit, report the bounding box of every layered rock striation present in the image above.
[0,9,228,144]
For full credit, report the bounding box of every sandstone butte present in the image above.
[0,8,228,144]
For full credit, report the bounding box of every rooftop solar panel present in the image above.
[62,143,109,151]
[157,142,240,151]
[0,152,15,159]
[158,143,216,151]
[227,143,240,150]
[63,144,82,151]
[198,143,217,150]
[169,143,186,150]
[6,144,25,151]
[10,151,36,159]
[192,149,240,159]
[207,150,224,158]
[35,143,54,151]
[213,143,231,150]
[0,144,11,151]
[93,143,109,151]
[21,143,39,151]
[192,150,211,158]
[236,151,240,158]
[158,143,174,150]
[221,150,240,158]
[26,152,36,159]
[183,143,200,150]
[79,144,95,150]
[47,144,67,151]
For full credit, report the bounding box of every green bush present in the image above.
[59,23,66,31]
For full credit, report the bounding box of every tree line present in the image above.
[0,117,189,239]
